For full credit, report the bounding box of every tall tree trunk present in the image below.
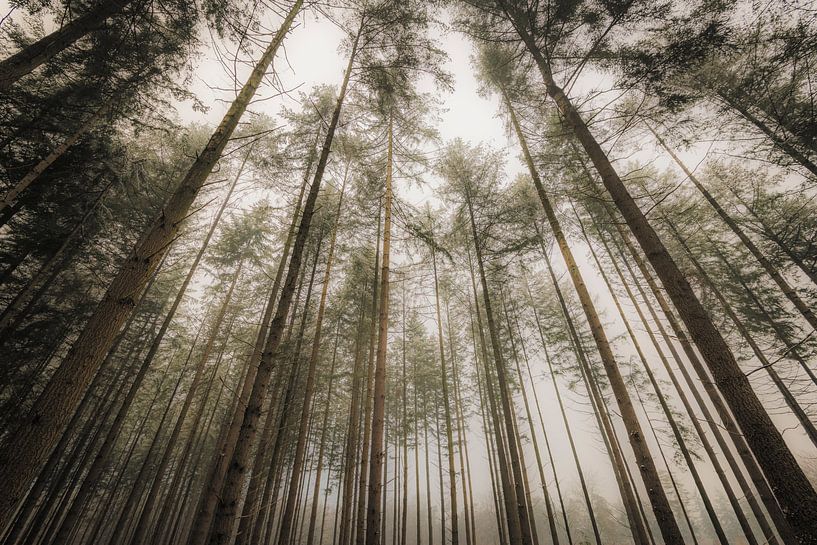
[588,177,795,543]
[509,9,817,537]
[277,169,348,545]
[728,187,817,288]
[533,238,650,545]
[574,206,734,545]
[431,246,459,545]
[465,187,534,545]
[0,99,112,222]
[305,325,341,545]
[0,0,134,90]
[355,196,382,545]
[251,240,321,545]
[338,286,370,545]
[589,206,777,545]
[501,295,561,545]
[465,248,521,545]
[400,282,409,545]
[0,4,302,527]
[650,124,817,331]
[446,298,477,545]
[204,19,359,544]
[187,128,317,545]
[127,265,242,545]
[364,109,394,545]
[501,89,681,544]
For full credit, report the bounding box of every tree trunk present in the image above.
[186,128,317,545]
[277,167,348,545]
[204,18,359,544]
[575,205,734,545]
[650,124,817,333]
[431,246,459,545]
[665,219,817,448]
[501,294,562,545]
[595,213,775,545]
[510,10,817,537]
[502,88,681,544]
[305,325,341,545]
[728,187,817,288]
[465,247,522,545]
[0,3,301,527]
[446,297,477,545]
[533,235,649,545]
[0,99,112,221]
[0,0,134,90]
[583,172,796,544]
[465,187,534,545]
[364,109,394,545]
[337,286,370,545]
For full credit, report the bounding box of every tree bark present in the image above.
[502,88,681,544]
[277,167,348,545]
[364,109,394,545]
[0,3,301,527]
[431,246,460,545]
[506,11,817,537]
[0,0,134,90]
[205,20,360,544]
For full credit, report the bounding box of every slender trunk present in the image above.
[0,100,112,221]
[0,0,134,90]
[401,282,409,545]
[128,267,241,545]
[433,392,447,545]
[533,239,648,545]
[465,247,521,545]
[251,240,321,545]
[588,207,770,545]
[464,188,533,545]
[188,129,317,545]
[431,247,459,545]
[338,287,369,545]
[0,4,302,526]
[501,295,561,545]
[589,180,795,543]
[502,89,679,543]
[472,330,508,545]
[277,169,348,545]
[513,13,817,536]
[0,177,116,340]
[710,245,817,447]
[205,20,359,545]
[103,351,191,544]
[446,298,475,545]
[650,124,817,332]
[365,109,394,545]
[306,325,341,545]
[574,205,732,545]
[414,333,423,545]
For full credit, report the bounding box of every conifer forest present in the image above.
[3,0,817,544]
